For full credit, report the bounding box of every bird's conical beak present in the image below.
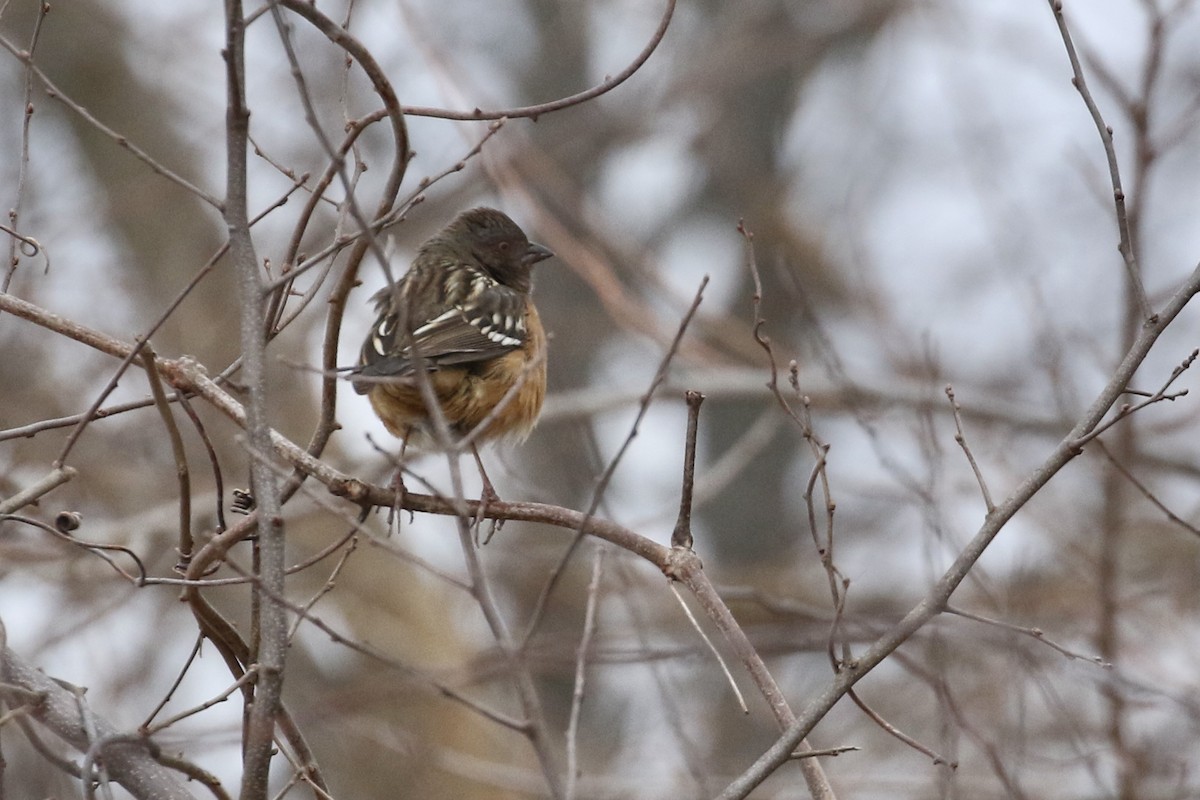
[523,242,554,266]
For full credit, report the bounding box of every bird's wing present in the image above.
[355,275,527,391]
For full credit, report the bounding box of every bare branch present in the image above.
[564,547,605,800]
[946,606,1110,665]
[670,390,704,549]
[0,465,75,515]
[221,2,286,796]
[716,261,1200,799]
[1047,0,1152,321]
[518,276,709,648]
[0,31,222,209]
[667,581,747,713]
[945,385,996,514]
[398,0,676,121]
[0,636,199,800]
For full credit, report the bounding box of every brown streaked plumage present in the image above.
[353,207,553,449]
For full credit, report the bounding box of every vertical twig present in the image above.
[140,346,194,562]
[564,547,605,800]
[520,277,709,647]
[223,2,287,798]
[1053,5,1181,795]
[671,391,704,549]
[945,385,996,514]
[738,221,840,799]
[2,1,50,294]
[1047,0,1152,321]
[453,504,565,798]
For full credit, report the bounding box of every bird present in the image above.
[352,207,553,497]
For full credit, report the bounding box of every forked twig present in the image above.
[1071,347,1196,447]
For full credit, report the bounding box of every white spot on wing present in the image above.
[486,330,520,346]
[413,309,459,337]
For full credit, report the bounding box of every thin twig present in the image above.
[1047,0,1152,321]
[668,582,747,714]
[287,533,359,642]
[141,346,194,563]
[1071,347,1196,447]
[0,32,221,209]
[397,0,675,121]
[739,221,839,798]
[268,0,409,312]
[152,753,232,800]
[670,391,704,549]
[665,550,791,725]
[2,0,50,294]
[141,668,260,737]
[139,634,205,733]
[946,605,1110,665]
[789,746,860,760]
[945,385,996,514]
[1096,440,1200,538]
[175,392,228,551]
[846,688,955,766]
[1,514,147,585]
[519,276,709,649]
[564,547,605,800]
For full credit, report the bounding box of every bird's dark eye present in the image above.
[498,241,511,252]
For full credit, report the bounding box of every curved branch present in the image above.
[273,0,412,491]
[400,0,675,121]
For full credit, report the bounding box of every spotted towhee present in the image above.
[352,208,553,459]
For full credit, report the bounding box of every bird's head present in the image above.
[438,207,553,292]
